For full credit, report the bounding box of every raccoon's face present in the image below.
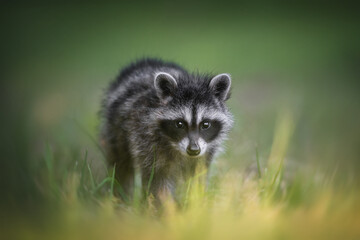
[154,72,233,158]
[159,111,226,157]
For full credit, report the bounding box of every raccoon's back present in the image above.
[103,58,186,127]
[109,58,186,91]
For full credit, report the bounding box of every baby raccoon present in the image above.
[101,58,233,199]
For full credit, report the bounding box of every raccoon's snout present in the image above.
[186,141,200,156]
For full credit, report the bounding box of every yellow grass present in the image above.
[5,110,360,240]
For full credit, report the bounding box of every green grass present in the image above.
[3,109,360,240]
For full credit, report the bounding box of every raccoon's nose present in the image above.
[187,142,200,156]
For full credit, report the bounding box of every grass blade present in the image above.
[146,146,157,197]
[256,147,262,178]
[87,161,96,191]
[110,164,116,198]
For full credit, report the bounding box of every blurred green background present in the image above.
[1,1,360,215]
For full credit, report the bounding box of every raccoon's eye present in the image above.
[175,120,185,129]
[201,121,211,130]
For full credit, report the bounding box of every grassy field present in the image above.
[1,2,360,239]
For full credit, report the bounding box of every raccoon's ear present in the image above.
[209,73,231,101]
[154,72,178,101]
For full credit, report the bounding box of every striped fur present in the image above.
[100,58,233,199]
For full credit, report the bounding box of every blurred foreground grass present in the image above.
[3,110,360,240]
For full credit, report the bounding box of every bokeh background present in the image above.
[1,1,360,219]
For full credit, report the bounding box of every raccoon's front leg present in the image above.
[114,159,134,196]
[106,138,135,198]
[141,166,175,201]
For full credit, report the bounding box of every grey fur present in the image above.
[100,58,233,200]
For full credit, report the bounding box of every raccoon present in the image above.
[101,58,233,199]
